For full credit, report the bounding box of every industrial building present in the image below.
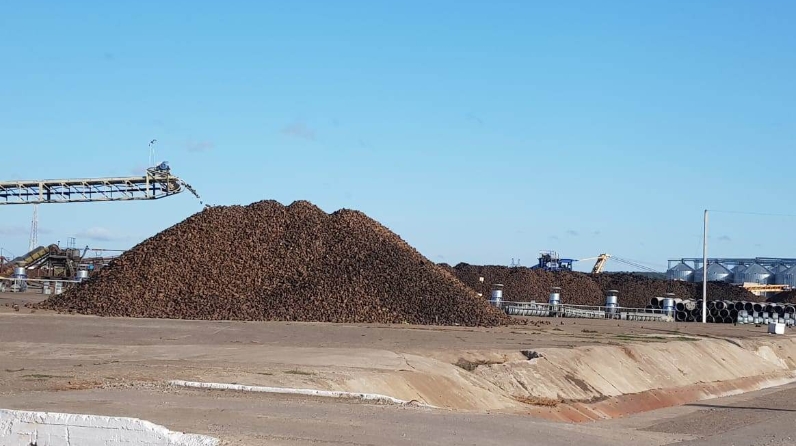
[666,258,796,296]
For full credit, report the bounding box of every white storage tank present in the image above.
[741,264,773,284]
[693,263,733,283]
[666,262,694,282]
[490,284,503,308]
[775,265,796,287]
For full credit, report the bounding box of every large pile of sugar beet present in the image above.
[40,200,509,326]
[443,264,758,308]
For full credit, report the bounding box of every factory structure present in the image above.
[666,257,796,296]
[0,161,200,293]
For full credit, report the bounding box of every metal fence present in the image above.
[499,300,674,322]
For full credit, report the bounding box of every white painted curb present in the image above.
[169,380,436,408]
[0,409,219,446]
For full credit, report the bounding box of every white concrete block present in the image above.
[0,409,219,446]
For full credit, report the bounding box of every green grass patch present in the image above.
[22,374,70,379]
[284,369,315,376]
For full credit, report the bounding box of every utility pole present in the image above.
[149,139,158,167]
[702,209,708,323]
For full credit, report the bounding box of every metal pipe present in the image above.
[753,303,763,313]
[707,316,715,323]
[676,302,685,312]
[720,309,730,318]
[676,311,687,322]
[650,297,660,308]
[723,316,733,324]
[730,309,739,320]
[707,301,717,310]
[744,302,754,312]
[734,301,745,311]
[715,301,726,311]
[765,305,775,314]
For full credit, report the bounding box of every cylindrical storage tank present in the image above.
[606,290,619,314]
[693,263,733,283]
[732,264,748,283]
[490,284,503,308]
[774,265,796,287]
[662,298,676,316]
[549,287,561,306]
[12,266,26,277]
[76,269,90,282]
[667,262,695,282]
[740,264,773,285]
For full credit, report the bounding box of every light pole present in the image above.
[702,209,708,323]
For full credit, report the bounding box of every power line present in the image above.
[707,209,796,218]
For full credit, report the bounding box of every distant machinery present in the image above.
[529,251,661,274]
[0,160,200,290]
[0,161,200,205]
[531,251,576,271]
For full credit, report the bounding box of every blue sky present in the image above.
[1,1,795,271]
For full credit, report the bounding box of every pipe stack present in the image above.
[647,297,795,326]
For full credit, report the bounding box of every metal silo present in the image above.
[667,262,694,282]
[693,263,733,283]
[732,264,748,283]
[775,265,796,287]
[741,264,773,285]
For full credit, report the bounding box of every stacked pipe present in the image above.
[647,297,796,326]
[37,200,510,327]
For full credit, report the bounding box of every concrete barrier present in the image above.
[170,380,436,408]
[0,409,219,446]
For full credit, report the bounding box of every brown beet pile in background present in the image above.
[769,290,796,303]
[440,263,604,304]
[39,200,509,327]
[444,264,758,308]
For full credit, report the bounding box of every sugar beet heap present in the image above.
[40,200,510,326]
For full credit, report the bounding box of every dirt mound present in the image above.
[768,290,796,303]
[40,200,509,326]
[444,264,603,305]
[445,265,759,309]
[592,273,758,307]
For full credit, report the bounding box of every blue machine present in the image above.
[531,251,575,272]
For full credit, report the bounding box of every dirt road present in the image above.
[2,293,795,445]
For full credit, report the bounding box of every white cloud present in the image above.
[75,227,126,242]
[0,226,28,236]
[281,121,316,140]
[185,140,215,153]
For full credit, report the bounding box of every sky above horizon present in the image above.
[2,1,795,272]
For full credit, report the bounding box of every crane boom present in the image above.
[591,253,611,273]
[0,163,199,205]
